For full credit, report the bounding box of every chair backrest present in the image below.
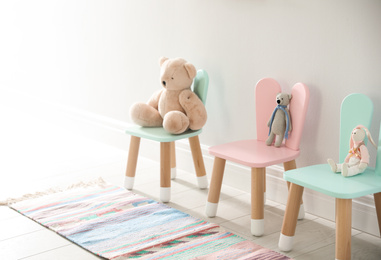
[255,78,310,150]
[255,78,282,142]
[285,83,310,150]
[375,122,381,175]
[192,69,209,105]
[339,93,373,163]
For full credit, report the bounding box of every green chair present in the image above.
[278,93,381,260]
[124,70,209,202]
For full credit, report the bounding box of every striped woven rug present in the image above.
[8,179,290,260]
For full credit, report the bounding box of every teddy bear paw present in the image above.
[265,137,273,146]
[163,111,190,134]
[130,102,163,127]
[274,137,283,147]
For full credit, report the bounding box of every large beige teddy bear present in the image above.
[129,57,207,134]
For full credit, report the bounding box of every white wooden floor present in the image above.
[1,107,381,260]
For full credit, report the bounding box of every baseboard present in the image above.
[3,86,379,237]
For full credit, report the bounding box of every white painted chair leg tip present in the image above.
[278,233,294,252]
[298,204,305,220]
[205,202,218,217]
[251,219,264,237]
[197,175,208,189]
[171,168,177,180]
[124,176,135,190]
[160,187,171,203]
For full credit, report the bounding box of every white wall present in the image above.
[1,0,381,234]
[1,0,381,167]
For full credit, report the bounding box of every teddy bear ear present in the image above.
[184,63,197,79]
[159,57,169,67]
[288,94,292,100]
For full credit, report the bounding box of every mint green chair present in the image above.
[124,70,209,203]
[278,93,381,260]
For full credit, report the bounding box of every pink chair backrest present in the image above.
[285,83,310,150]
[255,78,282,142]
[255,78,310,151]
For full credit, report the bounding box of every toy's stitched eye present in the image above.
[171,77,174,80]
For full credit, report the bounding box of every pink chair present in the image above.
[206,78,310,236]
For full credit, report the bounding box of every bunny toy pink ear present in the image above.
[352,125,377,148]
[361,126,377,148]
[349,125,359,149]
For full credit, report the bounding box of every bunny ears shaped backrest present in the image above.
[255,78,310,151]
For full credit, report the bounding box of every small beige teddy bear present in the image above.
[129,57,207,134]
[266,93,292,147]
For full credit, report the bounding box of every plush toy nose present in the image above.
[162,81,166,87]
[277,99,281,104]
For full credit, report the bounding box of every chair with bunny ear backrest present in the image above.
[206,78,310,237]
[286,83,311,151]
[279,93,381,260]
[339,93,373,163]
[255,78,282,142]
[124,69,209,203]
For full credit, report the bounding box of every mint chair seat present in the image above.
[279,93,381,260]
[124,70,209,202]
[281,164,381,199]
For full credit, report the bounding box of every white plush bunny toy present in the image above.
[328,125,376,177]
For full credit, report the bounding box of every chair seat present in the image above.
[126,125,202,142]
[209,139,300,168]
[284,164,381,199]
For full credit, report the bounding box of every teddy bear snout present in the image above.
[162,81,166,87]
[277,99,281,104]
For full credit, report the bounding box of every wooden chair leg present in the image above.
[374,192,381,236]
[284,160,296,192]
[160,142,171,203]
[279,183,304,251]
[284,160,305,220]
[336,198,352,260]
[206,157,226,217]
[170,141,176,179]
[189,136,208,189]
[124,136,141,190]
[264,173,266,203]
[251,167,265,236]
